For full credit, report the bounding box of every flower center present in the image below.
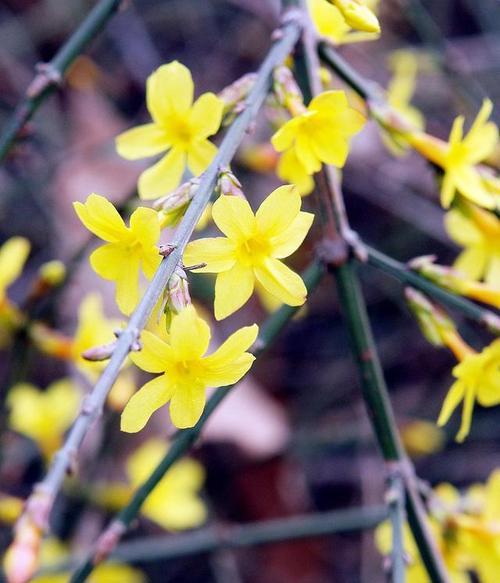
[166,117,193,148]
[236,236,270,266]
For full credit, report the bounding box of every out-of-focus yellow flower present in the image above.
[7,379,80,459]
[375,519,470,583]
[0,494,23,524]
[237,143,279,174]
[184,186,314,320]
[410,100,499,209]
[71,292,120,380]
[126,439,207,530]
[400,419,446,457]
[123,305,258,430]
[445,203,500,287]
[271,91,365,176]
[116,61,223,200]
[438,339,500,442]
[308,0,380,44]
[0,237,30,347]
[31,537,146,583]
[74,194,161,315]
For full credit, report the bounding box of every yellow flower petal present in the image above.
[131,330,173,373]
[255,184,300,239]
[485,257,500,287]
[183,237,236,273]
[255,257,307,306]
[189,93,224,138]
[116,123,170,160]
[309,90,348,113]
[271,117,302,152]
[121,375,173,433]
[296,132,321,174]
[138,148,186,200]
[146,61,193,122]
[204,324,258,368]
[0,237,30,295]
[310,128,349,167]
[211,195,256,242]
[276,149,315,196]
[115,255,141,315]
[453,166,495,209]
[214,263,254,320]
[456,384,475,442]
[454,248,487,281]
[444,210,481,247]
[74,194,127,242]
[203,353,255,387]
[170,305,211,359]
[89,244,127,280]
[130,207,161,248]
[187,139,217,176]
[437,379,465,428]
[269,211,314,259]
[169,382,206,428]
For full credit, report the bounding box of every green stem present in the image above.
[0,0,124,163]
[296,24,449,583]
[363,245,500,334]
[41,506,385,573]
[12,15,302,555]
[69,261,323,583]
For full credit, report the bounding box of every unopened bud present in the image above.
[38,260,65,286]
[331,0,380,33]
[166,266,191,315]
[216,167,244,198]
[155,177,200,228]
[218,73,257,126]
[81,341,117,362]
[272,66,305,117]
[404,287,455,346]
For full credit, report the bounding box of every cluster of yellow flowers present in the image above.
[376,469,500,583]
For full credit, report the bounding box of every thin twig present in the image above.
[295,15,449,583]
[9,14,302,562]
[0,0,124,163]
[386,471,406,583]
[68,260,324,582]
[39,505,386,574]
[363,245,500,335]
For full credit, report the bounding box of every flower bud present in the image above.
[154,177,200,228]
[332,0,380,33]
[272,65,305,117]
[216,167,244,198]
[161,266,191,329]
[38,260,65,286]
[404,287,455,347]
[218,73,257,126]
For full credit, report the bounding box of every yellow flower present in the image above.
[126,439,207,530]
[445,203,500,287]
[74,193,162,315]
[0,237,30,347]
[122,305,258,430]
[116,61,224,200]
[331,0,380,33]
[438,339,500,442]
[410,99,498,209]
[0,494,23,524]
[183,186,314,320]
[271,91,365,175]
[7,379,80,459]
[309,0,380,44]
[400,419,445,458]
[31,537,146,583]
[276,148,315,196]
[71,292,120,380]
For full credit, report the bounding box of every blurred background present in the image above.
[0,0,499,581]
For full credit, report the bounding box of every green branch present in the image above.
[363,245,500,334]
[38,505,386,574]
[295,18,449,582]
[0,0,124,163]
[69,260,324,582]
[11,14,302,557]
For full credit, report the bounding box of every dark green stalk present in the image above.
[295,22,449,582]
[40,506,385,573]
[69,261,323,582]
[11,15,302,558]
[0,0,124,163]
[363,245,500,334]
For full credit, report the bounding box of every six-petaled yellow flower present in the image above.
[74,193,161,315]
[122,305,258,430]
[184,186,314,320]
[445,203,500,287]
[438,339,500,442]
[126,439,207,530]
[116,61,224,199]
[410,99,499,209]
[8,379,80,460]
[271,91,365,176]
